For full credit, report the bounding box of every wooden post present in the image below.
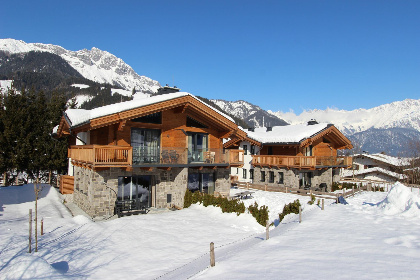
[246,182,249,190]
[29,209,32,253]
[266,220,270,240]
[299,206,302,223]
[352,185,354,195]
[210,242,215,267]
[336,193,339,204]
[41,218,44,236]
[286,187,288,193]
[322,199,324,210]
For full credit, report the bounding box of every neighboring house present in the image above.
[225,121,353,191]
[56,92,245,218]
[341,153,410,183]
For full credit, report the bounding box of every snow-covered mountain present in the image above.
[0,38,160,94]
[211,99,288,127]
[269,98,420,135]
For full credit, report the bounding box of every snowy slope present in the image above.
[269,98,420,135]
[2,183,420,279]
[0,38,161,94]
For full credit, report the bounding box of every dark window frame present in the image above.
[261,171,266,182]
[278,172,284,184]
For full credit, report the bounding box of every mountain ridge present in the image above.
[0,38,160,94]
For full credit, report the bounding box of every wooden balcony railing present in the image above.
[69,145,133,168]
[252,155,352,169]
[69,145,244,168]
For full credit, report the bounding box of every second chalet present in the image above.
[225,120,353,191]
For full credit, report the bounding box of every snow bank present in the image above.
[377,182,420,217]
[1,255,62,279]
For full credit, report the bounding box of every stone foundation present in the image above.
[72,166,231,218]
[252,167,335,191]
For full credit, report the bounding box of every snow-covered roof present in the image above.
[64,92,234,128]
[245,123,331,144]
[354,153,411,167]
[341,167,407,180]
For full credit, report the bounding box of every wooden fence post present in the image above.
[286,187,288,193]
[336,193,339,204]
[322,199,324,210]
[299,206,302,223]
[352,185,354,195]
[210,242,215,267]
[246,182,249,190]
[41,218,44,236]
[266,220,270,240]
[29,209,32,253]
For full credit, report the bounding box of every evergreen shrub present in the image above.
[279,199,301,223]
[248,202,269,226]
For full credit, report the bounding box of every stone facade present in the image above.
[71,166,231,218]
[252,167,335,191]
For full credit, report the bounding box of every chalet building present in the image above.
[341,153,409,183]
[56,92,246,218]
[225,121,353,191]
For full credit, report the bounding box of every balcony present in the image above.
[69,145,244,169]
[252,155,352,169]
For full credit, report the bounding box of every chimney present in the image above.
[248,127,255,132]
[307,119,318,125]
[266,127,272,132]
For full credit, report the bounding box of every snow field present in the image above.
[1,183,420,279]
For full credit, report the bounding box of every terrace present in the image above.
[69,145,244,169]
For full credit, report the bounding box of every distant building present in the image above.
[341,153,410,183]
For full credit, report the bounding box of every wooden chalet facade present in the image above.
[225,121,353,191]
[56,92,246,218]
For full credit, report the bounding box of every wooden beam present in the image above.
[118,120,127,131]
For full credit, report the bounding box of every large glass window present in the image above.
[117,175,151,209]
[249,169,254,180]
[188,133,208,163]
[188,172,215,194]
[243,169,247,179]
[131,128,160,164]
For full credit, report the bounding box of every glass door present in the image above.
[188,133,208,163]
[117,175,151,209]
[132,128,160,164]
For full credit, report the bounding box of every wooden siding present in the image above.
[252,155,352,169]
[60,175,74,194]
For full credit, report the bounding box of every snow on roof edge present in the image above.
[65,92,235,128]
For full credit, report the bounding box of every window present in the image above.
[243,169,247,179]
[188,133,208,163]
[187,116,208,128]
[236,168,239,174]
[261,171,265,182]
[278,172,284,184]
[250,145,255,155]
[132,112,161,124]
[269,171,274,183]
[243,145,248,155]
[250,169,254,180]
[131,128,161,164]
[117,175,151,209]
[188,172,215,194]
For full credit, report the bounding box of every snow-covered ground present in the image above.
[1,183,420,279]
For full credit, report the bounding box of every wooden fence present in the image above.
[233,181,378,200]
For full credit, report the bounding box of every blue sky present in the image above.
[1,0,419,113]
